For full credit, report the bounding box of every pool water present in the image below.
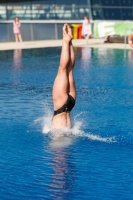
[0,47,133,200]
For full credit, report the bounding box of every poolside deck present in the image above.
[0,38,131,51]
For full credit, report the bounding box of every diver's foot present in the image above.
[63,24,72,42]
[67,24,73,40]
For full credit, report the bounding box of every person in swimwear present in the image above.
[52,24,76,129]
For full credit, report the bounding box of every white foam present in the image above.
[49,135,73,149]
[34,106,116,144]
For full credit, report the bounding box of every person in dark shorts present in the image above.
[52,24,76,129]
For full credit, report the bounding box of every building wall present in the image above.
[0,0,92,21]
[0,0,133,42]
[91,0,133,20]
[0,0,133,21]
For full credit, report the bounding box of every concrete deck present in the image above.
[0,39,131,51]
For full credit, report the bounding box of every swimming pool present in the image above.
[0,47,133,200]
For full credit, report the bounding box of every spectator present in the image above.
[82,16,92,44]
[13,17,23,43]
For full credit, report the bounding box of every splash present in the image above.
[34,108,116,144]
[71,121,116,143]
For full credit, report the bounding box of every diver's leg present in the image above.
[68,42,76,99]
[67,26,76,100]
[52,24,72,110]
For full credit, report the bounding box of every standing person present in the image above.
[13,17,23,43]
[82,16,92,45]
[52,24,76,129]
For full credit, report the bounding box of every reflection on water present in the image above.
[81,47,91,61]
[128,49,133,63]
[49,138,76,199]
[13,49,22,67]
[12,49,22,84]
[0,47,133,199]
[77,47,92,70]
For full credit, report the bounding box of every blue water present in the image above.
[0,47,133,200]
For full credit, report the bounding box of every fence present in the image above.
[0,21,70,42]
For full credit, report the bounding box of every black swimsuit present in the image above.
[53,94,75,116]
